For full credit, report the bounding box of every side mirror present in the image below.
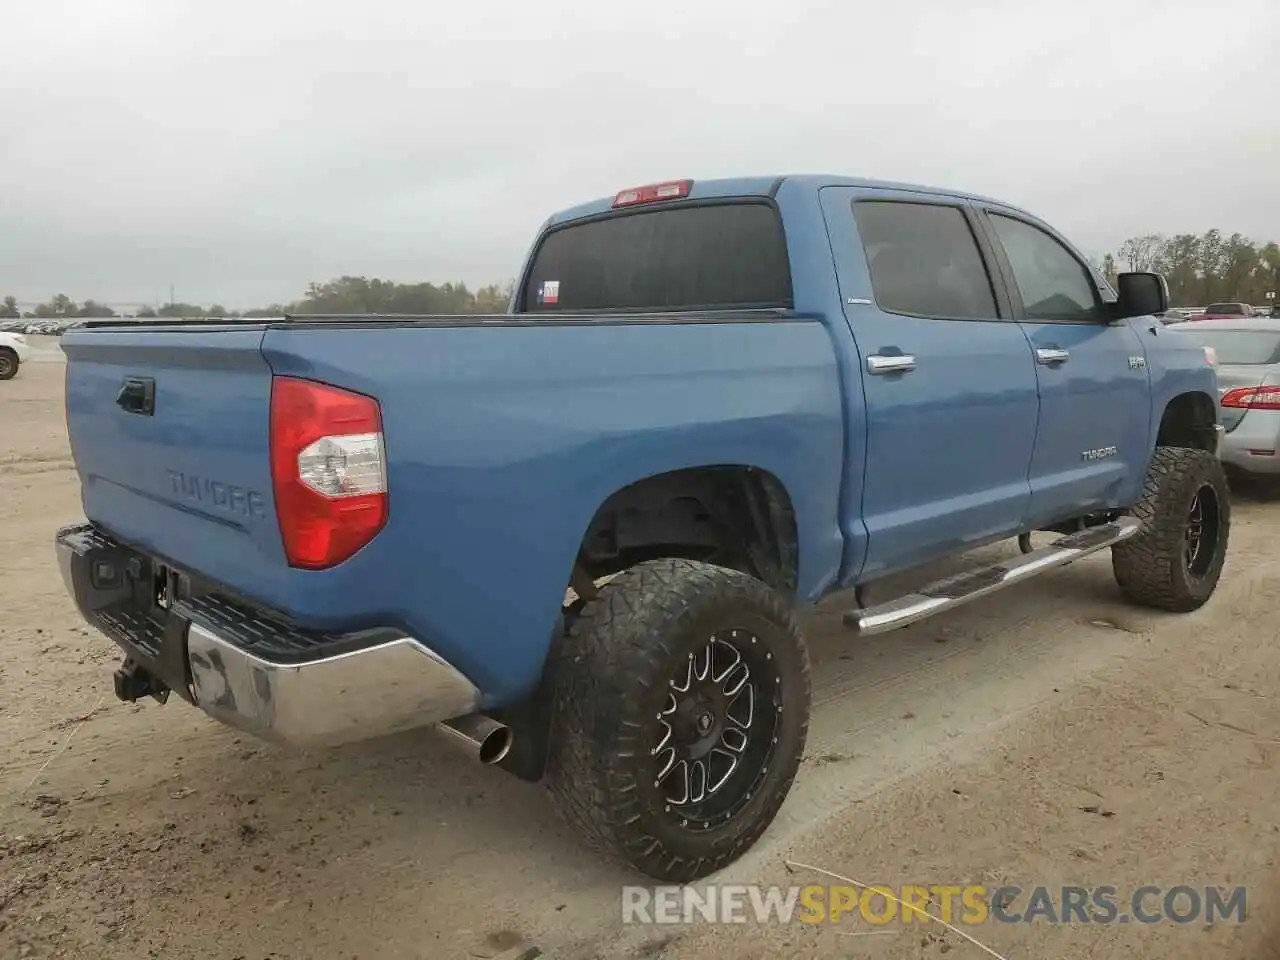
[1115,272,1169,319]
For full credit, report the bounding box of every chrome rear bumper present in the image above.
[55,523,480,749]
[186,625,479,748]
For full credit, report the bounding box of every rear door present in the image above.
[819,187,1040,580]
[975,207,1153,525]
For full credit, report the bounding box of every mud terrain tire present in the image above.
[1112,446,1230,612]
[544,558,810,882]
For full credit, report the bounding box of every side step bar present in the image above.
[844,517,1142,635]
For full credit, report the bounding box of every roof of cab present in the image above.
[545,174,1025,226]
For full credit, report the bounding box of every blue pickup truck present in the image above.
[55,175,1229,881]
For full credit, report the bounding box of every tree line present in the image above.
[0,277,515,320]
[1098,231,1279,307]
[4,229,1279,321]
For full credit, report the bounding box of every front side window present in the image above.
[988,214,1103,322]
[853,201,999,320]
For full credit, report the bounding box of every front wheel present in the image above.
[0,348,18,381]
[1112,446,1231,612]
[544,558,810,882]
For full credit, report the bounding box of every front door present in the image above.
[819,188,1041,581]
[977,208,1153,526]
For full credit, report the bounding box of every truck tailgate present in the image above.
[61,326,286,583]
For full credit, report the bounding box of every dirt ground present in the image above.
[2,350,1279,960]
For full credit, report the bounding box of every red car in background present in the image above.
[1195,302,1257,320]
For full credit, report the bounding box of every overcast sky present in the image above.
[3,0,1276,308]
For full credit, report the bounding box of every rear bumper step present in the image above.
[54,523,480,748]
[844,517,1143,635]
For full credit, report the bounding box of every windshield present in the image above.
[1176,329,1280,365]
[518,202,793,313]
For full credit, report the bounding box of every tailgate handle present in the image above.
[117,377,156,416]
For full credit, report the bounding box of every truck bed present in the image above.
[60,311,845,702]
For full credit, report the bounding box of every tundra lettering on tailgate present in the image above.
[166,469,267,519]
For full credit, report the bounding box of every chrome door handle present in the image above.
[867,354,916,374]
[1036,347,1070,365]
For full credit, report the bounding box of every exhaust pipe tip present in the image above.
[476,724,513,765]
[438,713,514,765]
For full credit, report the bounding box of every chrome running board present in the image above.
[843,517,1142,635]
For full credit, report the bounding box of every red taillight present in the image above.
[612,179,693,208]
[1220,386,1280,410]
[269,377,388,569]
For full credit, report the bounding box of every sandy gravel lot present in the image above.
[2,353,1279,959]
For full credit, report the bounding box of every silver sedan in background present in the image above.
[1169,318,1280,481]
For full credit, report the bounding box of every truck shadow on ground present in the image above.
[161,544,1153,882]
[1226,472,1280,504]
[33,514,1265,960]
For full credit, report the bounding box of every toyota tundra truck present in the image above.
[55,175,1229,882]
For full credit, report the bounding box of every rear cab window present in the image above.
[517,202,793,314]
[1206,303,1247,315]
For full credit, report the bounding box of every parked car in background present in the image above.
[1171,318,1280,480]
[1196,302,1256,320]
[0,330,31,380]
[0,318,87,336]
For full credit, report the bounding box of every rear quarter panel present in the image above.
[260,319,845,704]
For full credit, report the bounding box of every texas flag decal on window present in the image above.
[537,280,560,305]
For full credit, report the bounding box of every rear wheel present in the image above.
[544,558,810,882]
[0,348,18,381]
[1112,446,1230,611]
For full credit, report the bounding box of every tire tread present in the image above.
[1112,446,1230,612]
[544,558,809,882]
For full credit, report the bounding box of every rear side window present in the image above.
[852,201,999,320]
[518,202,792,313]
[988,214,1103,322]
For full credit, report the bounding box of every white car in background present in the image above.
[0,330,32,380]
[1170,318,1280,482]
